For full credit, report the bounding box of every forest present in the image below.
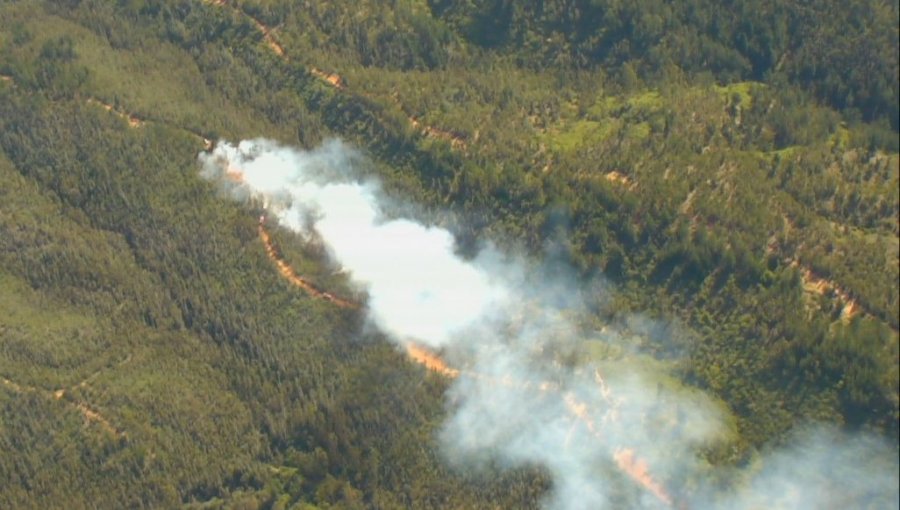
[0,0,897,508]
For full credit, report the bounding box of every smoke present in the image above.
[712,428,900,510]
[200,138,505,347]
[199,139,899,510]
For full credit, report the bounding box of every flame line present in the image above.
[258,217,358,309]
[253,211,673,506]
[13,21,664,500]
[416,343,674,506]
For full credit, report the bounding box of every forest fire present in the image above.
[615,448,674,506]
[564,389,674,505]
[202,141,674,507]
[563,392,598,435]
[404,343,460,378]
[210,154,357,308]
[407,344,674,507]
[257,218,357,309]
[224,164,245,183]
[255,227,674,505]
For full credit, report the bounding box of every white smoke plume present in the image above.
[199,139,899,510]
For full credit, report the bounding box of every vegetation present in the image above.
[0,0,896,507]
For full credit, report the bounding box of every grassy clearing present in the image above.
[544,89,668,152]
[546,119,619,153]
[713,81,762,108]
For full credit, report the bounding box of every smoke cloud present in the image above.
[199,139,898,510]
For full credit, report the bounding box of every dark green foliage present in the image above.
[431,0,899,129]
[0,0,897,507]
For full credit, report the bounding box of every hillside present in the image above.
[0,1,897,508]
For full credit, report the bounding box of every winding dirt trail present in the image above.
[408,115,467,150]
[224,0,286,58]
[676,184,874,327]
[767,214,869,325]
[86,98,143,128]
[23,81,668,502]
[83,95,213,149]
[8,18,666,503]
[604,170,634,188]
[202,0,466,150]
[52,354,133,401]
[2,375,124,438]
[792,261,862,322]
[309,67,345,90]
[1,376,25,393]
[1,77,137,439]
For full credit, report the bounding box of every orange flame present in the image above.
[233,149,671,505]
[404,343,460,378]
[258,218,357,309]
[216,158,357,309]
[563,392,598,435]
[224,164,245,183]
[614,448,673,506]
[406,343,673,506]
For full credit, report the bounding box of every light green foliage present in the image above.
[625,90,664,112]
[713,81,760,109]
[547,119,618,153]
[0,0,896,507]
[0,271,107,386]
